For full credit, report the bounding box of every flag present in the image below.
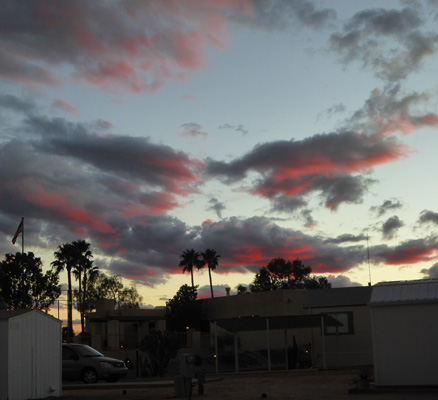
[12,219,23,244]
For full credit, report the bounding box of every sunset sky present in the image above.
[2,0,438,311]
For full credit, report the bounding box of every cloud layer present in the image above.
[2,1,438,295]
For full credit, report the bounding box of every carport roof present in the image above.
[88,315,165,322]
[214,314,341,332]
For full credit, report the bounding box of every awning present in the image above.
[212,314,342,373]
[214,314,342,332]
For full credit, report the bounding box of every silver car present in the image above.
[62,344,128,383]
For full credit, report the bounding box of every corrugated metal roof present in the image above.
[370,279,438,306]
[303,286,372,308]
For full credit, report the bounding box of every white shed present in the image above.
[0,309,62,400]
[369,279,438,386]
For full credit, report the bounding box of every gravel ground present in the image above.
[61,369,438,400]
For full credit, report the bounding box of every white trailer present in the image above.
[369,280,438,386]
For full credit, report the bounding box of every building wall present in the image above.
[203,290,312,353]
[202,289,373,370]
[308,305,373,369]
[370,302,438,386]
[87,306,166,352]
[86,305,166,377]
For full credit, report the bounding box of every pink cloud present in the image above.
[26,187,115,235]
[53,99,78,114]
[2,1,254,93]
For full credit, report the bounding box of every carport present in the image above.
[212,314,342,373]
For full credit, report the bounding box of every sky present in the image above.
[2,0,438,310]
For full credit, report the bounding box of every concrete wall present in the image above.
[370,302,438,386]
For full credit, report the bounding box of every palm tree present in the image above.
[71,240,93,333]
[201,249,221,298]
[52,242,76,342]
[179,249,202,290]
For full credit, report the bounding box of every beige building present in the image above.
[85,287,373,374]
[85,299,166,377]
[86,299,166,352]
[201,286,373,371]
[303,286,373,369]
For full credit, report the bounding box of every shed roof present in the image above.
[0,309,61,323]
[369,279,438,306]
[303,286,372,308]
[214,314,341,332]
[0,309,33,320]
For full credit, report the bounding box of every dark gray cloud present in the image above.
[180,123,208,139]
[206,130,401,211]
[349,86,437,136]
[382,215,404,239]
[270,195,307,213]
[325,234,367,245]
[207,198,225,219]
[24,115,201,194]
[420,263,438,279]
[418,210,438,225]
[328,275,363,288]
[0,104,202,270]
[196,216,366,274]
[371,236,438,265]
[0,1,252,92]
[0,94,35,114]
[330,7,438,82]
[219,123,248,135]
[300,209,315,228]
[197,284,230,299]
[233,0,336,31]
[370,199,403,217]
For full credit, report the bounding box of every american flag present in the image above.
[12,219,23,244]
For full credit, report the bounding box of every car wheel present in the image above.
[82,368,98,384]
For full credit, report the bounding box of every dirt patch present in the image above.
[61,369,438,400]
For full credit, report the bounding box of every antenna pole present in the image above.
[367,233,371,286]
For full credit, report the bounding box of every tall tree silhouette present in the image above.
[179,249,202,290]
[201,248,221,298]
[71,240,93,333]
[52,242,76,342]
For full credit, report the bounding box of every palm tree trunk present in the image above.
[78,274,85,333]
[67,269,73,342]
[191,269,194,290]
[82,273,87,333]
[208,266,214,298]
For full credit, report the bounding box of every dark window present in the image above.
[62,346,77,361]
[324,312,354,335]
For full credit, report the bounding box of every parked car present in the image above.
[62,343,128,383]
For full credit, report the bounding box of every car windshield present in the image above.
[74,345,103,357]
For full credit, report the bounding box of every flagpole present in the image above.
[21,217,24,256]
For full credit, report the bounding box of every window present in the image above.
[324,312,354,335]
[62,346,77,361]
